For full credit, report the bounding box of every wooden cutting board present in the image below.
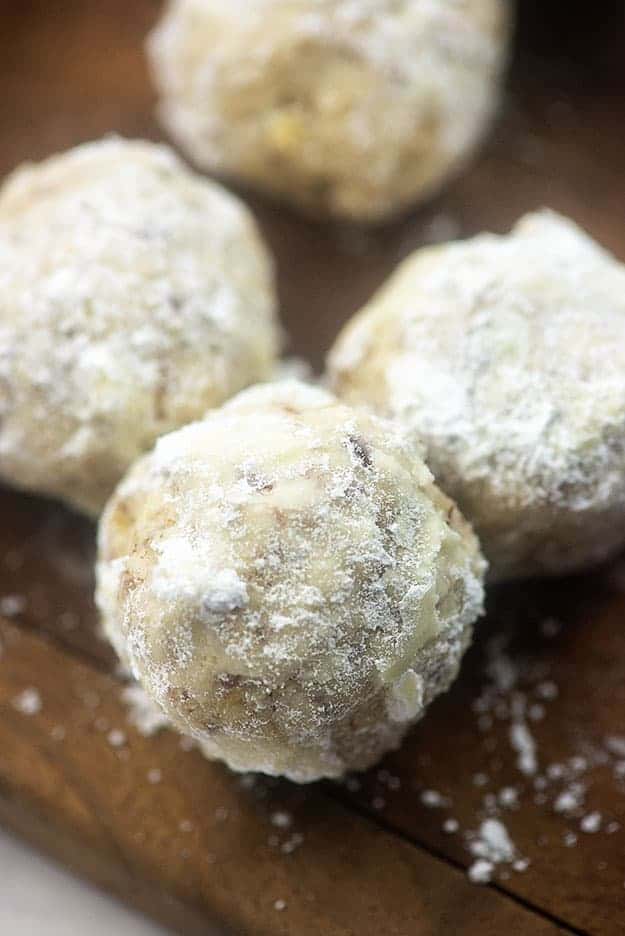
[1,2,624,933]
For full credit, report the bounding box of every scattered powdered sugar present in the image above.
[554,785,585,815]
[605,736,625,758]
[536,681,558,701]
[0,594,26,618]
[12,687,42,715]
[270,810,292,829]
[351,610,625,887]
[468,859,495,884]
[107,729,126,748]
[509,721,537,776]
[470,819,516,864]
[580,812,602,834]
[498,787,518,808]
[420,789,449,808]
[280,832,305,855]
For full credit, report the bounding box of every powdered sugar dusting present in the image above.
[148,0,509,220]
[330,210,625,580]
[97,380,485,782]
[345,595,625,888]
[0,137,279,514]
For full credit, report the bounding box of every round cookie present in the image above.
[96,381,485,781]
[147,0,510,222]
[0,138,279,515]
[329,211,625,581]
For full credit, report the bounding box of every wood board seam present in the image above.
[329,788,589,936]
[5,612,583,936]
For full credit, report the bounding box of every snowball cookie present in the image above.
[147,0,510,222]
[0,138,279,516]
[96,381,485,781]
[329,210,625,581]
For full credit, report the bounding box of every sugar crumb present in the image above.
[12,687,41,715]
[580,812,601,834]
[509,721,537,776]
[468,859,494,884]
[420,789,448,808]
[107,729,126,748]
[0,594,26,618]
[271,810,292,829]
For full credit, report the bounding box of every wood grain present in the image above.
[1,1,625,934]
[339,572,625,936]
[0,618,566,936]
[1,485,621,935]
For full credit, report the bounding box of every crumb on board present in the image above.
[270,810,292,829]
[509,721,537,776]
[0,594,26,618]
[281,833,305,855]
[420,789,448,808]
[12,687,41,715]
[107,728,126,748]
[580,812,602,834]
[467,859,494,884]
[344,614,625,886]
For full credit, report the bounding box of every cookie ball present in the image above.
[329,211,625,581]
[96,381,485,781]
[147,0,510,222]
[0,138,279,515]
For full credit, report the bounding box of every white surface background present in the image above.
[0,828,170,935]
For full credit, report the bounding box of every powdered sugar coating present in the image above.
[0,137,279,515]
[147,0,509,221]
[96,381,485,781]
[329,211,625,580]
